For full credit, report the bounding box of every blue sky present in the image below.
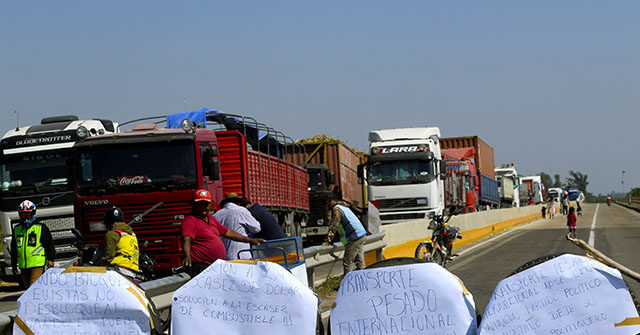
[2,1,639,195]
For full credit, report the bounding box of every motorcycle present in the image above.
[414,214,463,267]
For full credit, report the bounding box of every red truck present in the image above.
[440,136,499,210]
[73,111,309,273]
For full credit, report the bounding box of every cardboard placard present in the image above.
[479,254,640,334]
[171,260,318,335]
[14,267,152,335]
[331,263,477,335]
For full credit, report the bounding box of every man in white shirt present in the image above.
[214,193,262,260]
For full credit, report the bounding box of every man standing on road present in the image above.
[11,200,55,288]
[181,190,264,277]
[215,193,262,260]
[323,195,367,274]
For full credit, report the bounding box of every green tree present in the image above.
[539,172,552,192]
[553,174,564,189]
[629,187,640,197]
[566,170,589,193]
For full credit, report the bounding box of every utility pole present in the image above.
[622,170,626,195]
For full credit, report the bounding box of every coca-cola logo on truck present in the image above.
[118,176,150,186]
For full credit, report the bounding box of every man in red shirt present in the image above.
[181,189,264,277]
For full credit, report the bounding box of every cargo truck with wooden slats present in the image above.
[440,136,499,209]
[73,110,308,273]
[285,136,367,244]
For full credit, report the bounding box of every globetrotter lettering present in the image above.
[14,135,73,146]
[117,176,149,185]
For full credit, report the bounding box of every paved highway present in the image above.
[448,203,640,316]
[1,203,638,320]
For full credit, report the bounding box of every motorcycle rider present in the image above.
[11,200,55,288]
[607,197,612,207]
[101,206,140,278]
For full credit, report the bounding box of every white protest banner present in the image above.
[331,262,477,335]
[171,259,318,335]
[479,254,640,335]
[14,267,153,335]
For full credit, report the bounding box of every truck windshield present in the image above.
[368,159,434,186]
[1,149,73,196]
[307,169,325,190]
[77,142,197,195]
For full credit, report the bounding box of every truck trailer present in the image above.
[0,115,117,281]
[440,136,499,209]
[73,110,309,273]
[360,127,446,224]
[285,136,366,245]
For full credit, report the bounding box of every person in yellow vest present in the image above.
[11,200,56,288]
[101,206,139,278]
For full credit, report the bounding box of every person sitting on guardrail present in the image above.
[11,200,55,288]
[101,206,140,279]
[181,190,264,277]
[323,194,367,274]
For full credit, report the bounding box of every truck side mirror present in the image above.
[211,160,220,181]
[439,160,446,180]
[357,164,365,185]
[328,172,336,185]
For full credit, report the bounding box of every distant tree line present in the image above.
[538,170,595,202]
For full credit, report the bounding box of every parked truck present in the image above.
[359,127,446,224]
[547,187,563,202]
[285,135,367,245]
[0,115,117,281]
[73,110,309,273]
[440,136,499,209]
[494,164,521,208]
[520,175,544,205]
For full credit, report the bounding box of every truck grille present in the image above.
[379,198,427,209]
[380,213,426,221]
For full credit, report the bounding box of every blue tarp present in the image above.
[166,108,211,129]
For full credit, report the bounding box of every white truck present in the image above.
[494,164,521,208]
[360,127,446,224]
[0,115,117,280]
[547,187,564,202]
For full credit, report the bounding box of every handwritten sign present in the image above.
[479,254,640,335]
[14,267,153,335]
[171,260,318,335]
[331,263,477,335]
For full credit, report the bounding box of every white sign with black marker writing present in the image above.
[171,260,318,335]
[331,262,477,335]
[14,267,152,335]
[479,254,640,335]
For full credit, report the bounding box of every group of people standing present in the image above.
[539,196,581,239]
[11,188,367,288]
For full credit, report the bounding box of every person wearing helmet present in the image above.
[11,200,55,288]
[101,206,140,278]
[181,189,265,277]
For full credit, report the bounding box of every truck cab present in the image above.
[363,127,445,224]
[304,164,335,242]
[495,164,521,208]
[0,115,117,280]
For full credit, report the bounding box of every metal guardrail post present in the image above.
[303,232,386,287]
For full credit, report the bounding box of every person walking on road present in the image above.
[11,200,55,288]
[323,195,367,274]
[576,202,582,217]
[562,197,569,215]
[215,193,263,260]
[567,206,577,238]
[548,199,557,219]
[541,206,547,219]
[101,206,140,279]
[181,190,264,277]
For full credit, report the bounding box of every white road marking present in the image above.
[588,203,599,247]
